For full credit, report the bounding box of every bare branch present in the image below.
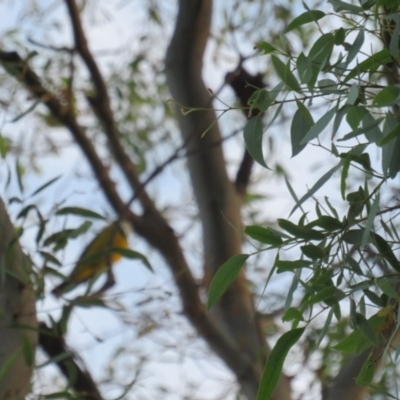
[64,0,153,210]
[39,322,104,400]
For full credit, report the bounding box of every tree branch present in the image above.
[0,48,266,399]
[38,322,104,400]
[64,0,154,211]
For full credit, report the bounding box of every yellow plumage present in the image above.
[52,221,131,297]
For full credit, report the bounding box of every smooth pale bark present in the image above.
[166,1,291,399]
[0,198,37,400]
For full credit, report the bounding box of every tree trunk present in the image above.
[0,198,37,400]
[166,1,291,399]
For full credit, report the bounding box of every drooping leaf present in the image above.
[243,116,270,169]
[257,328,305,400]
[340,154,351,200]
[313,309,333,351]
[271,55,301,93]
[371,232,400,272]
[291,100,314,157]
[207,254,249,310]
[361,194,379,248]
[346,29,365,65]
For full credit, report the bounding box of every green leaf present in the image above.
[297,52,315,85]
[55,207,106,220]
[361,194,379,248]
[356,355,376,386]
[285,268,302,309]
[244,225,283,246]
[332,105,350,139]
[284,10,325,33]
[373,86,400,107]
[282,307,304,322]
[278,219,325,240]
[346,254,363,274]
[16,204,39,220]
[207,254,249,310]
[345,49,392,82]
[355,313,379,346]
[303,286,335,306]
[0,350,20,384]
[346,29,365,65]
[308,33,334,70]
[271,55,301,93]
[248,89,274,112]
[10,99,41,123]
[301,244,326,259]
[338,117,384,142]
[333,329,372,355]
[340,154,351,200]
[388,14,400,59]
[290,163,343,216]
[257,328,305,400]
[112,248,153,272]
[328,0,363,13]
[255,41,277,55]
[313,309,333,351]
[306,216,342,231]
[346,84,359,105]
[346,106,368,130]
[343,229,365,244]
[379,122,400,146]
[371,232,400,272]
[243,116,270,169]
[376,278,399,298]
[300,107,336,145]
[275,259,312,273]
[334,28,346,45]
[21,334,35,367]
[363,290,383,307]
[291,100,314,157]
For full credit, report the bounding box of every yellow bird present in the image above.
[52,221,131,297]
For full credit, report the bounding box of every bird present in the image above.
[51,220,131,297]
